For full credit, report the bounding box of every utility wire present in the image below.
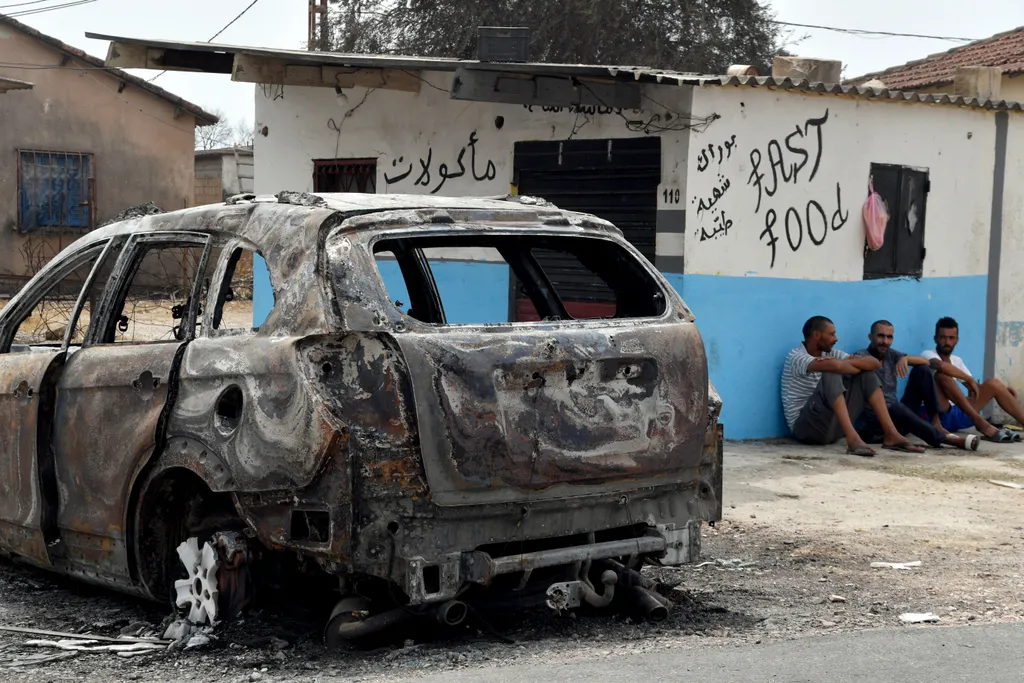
[148,0,261,82]
[0,0,63,9]
[772,20,977,43]
[6,0,97,17]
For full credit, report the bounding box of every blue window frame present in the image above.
[18,150,93,232]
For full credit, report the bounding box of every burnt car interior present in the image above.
[373,234,667,324]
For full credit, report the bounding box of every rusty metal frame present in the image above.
[61,237,124,352]
[0,241,111,353]
[84,232,212,347]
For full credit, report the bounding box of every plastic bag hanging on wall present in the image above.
[862,178,888,251]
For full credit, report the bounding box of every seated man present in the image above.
[908,317,1024,443]
[853,320,979,451]
[781,316,925,456]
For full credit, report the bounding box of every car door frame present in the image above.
[0,238,114,566]
[51,231,212,584]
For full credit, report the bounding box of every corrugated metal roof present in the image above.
[847,26,1024,90]
[1,16,218,125]
[194,146,255,157]
[84,32,1024,113]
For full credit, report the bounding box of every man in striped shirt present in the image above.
[781,316,925,456]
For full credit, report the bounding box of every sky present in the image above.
[7,0,1024,128]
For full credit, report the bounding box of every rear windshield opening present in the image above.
[372,234,666,325]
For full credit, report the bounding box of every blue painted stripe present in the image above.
[667,273,988,440]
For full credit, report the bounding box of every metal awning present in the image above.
[85,32,1024,112]
[0,76,34,93]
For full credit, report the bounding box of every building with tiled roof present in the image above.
[848,26,1024,101]
[0,15,218,291]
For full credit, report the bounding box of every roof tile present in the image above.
[848,26,1024,89]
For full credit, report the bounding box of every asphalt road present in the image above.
[393,623,1024,683]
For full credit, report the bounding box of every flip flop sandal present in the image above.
[883,441,926,454]
[847,445,876,457]
[983,429,1015,443]
[961,434,980,451]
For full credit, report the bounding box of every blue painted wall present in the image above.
[375,260,511,325]
[252,257,985,441]
[252,253,273,328]
[668,273,988,440]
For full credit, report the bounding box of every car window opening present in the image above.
[372,234,666,326]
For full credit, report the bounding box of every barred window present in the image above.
[313,158,376,193]
[18,150,94,232]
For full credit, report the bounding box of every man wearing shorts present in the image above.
[915,317,1024,443]
[781,315,924,456]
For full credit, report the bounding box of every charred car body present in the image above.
[0,192,723,643]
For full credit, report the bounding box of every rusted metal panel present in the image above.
[391,325,708,506]
[54,342,184,578]
[167,336,338,491]
[0,351,60,565]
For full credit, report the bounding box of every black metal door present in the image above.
[864,163,928,279]
[512,138,660,320]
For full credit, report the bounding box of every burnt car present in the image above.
[0,191,722,644]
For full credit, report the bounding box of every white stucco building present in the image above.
[94,34,1024,438]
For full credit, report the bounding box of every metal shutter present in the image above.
[511,138,660,320]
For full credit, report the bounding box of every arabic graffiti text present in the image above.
[384,131,498,194]
[696,135,737,173]
[691,172,735,242]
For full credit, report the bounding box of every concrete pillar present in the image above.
[772,56,842,84]
[953,66,1002,101]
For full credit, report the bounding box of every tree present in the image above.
[325,0,783,75]
[195,108,255,150]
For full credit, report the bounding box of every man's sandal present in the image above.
[983,429,1016,443]
[847,445,876,457]
[882,441,926,454]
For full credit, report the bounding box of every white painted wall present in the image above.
[994,114,1024,387]
[685,87,997,281]
[254,70,689,212]
[255,74,1010,285]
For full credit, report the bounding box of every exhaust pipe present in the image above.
[325,606,411,648]
[435,600,468,627]
[629,586,669,622]
[580,569,618,608]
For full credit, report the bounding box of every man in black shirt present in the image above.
[854,320,979,451]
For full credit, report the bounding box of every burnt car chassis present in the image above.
[0,192,723,646]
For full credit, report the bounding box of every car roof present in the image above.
[27,192,621,338]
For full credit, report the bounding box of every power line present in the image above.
[772,20,977,43]
[148,0,261,83]
[0,0,62,9]
[6,0,97,17]
[208,0,261,42]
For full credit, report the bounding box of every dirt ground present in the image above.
[0,298,256,343]
[2,437,1023,682]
